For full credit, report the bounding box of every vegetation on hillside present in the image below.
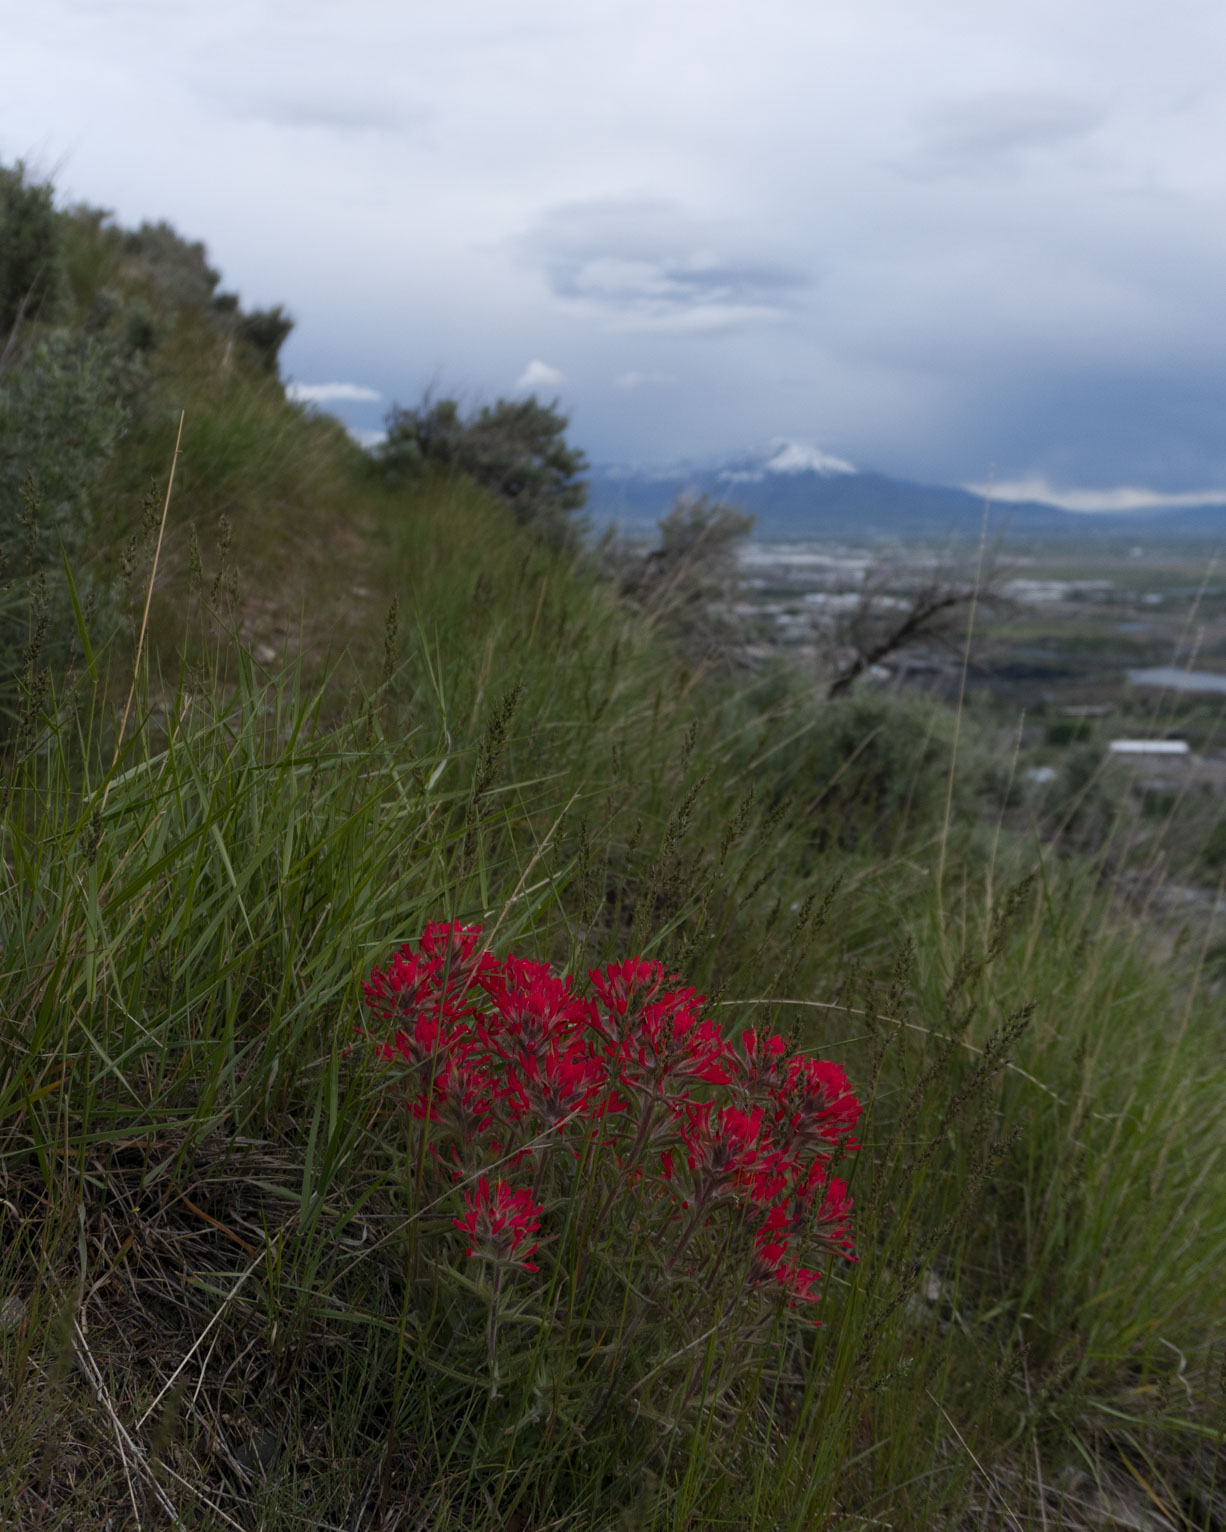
[378,391,589,551]
[1,161,1224,1530]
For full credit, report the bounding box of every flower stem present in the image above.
[487,1266,503,1386]
[667,1185,713,1272]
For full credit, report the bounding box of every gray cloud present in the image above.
[200,83,425,136]
[523,199,811,333]
[930,355,1226,491]
[6,0,1226,498]
[905,91,1106,177]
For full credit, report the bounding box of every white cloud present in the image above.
[967,477,1226,513]
[515,359,565,391]
[613,370,678,390]
[347,425,388,449]
[287,381,382,404]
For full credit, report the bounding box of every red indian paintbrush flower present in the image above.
[366,925,861,1315]
[770,1055,861,1152]
[677,1101,782,1197]
[498,1038,609,1129]
[454,1176,543,1272]
[588,956,667,1019]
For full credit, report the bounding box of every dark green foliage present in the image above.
[379,394,462,476]
[238,303,294,375]
[121,219,222,309]
[609,492,754,664]
[1039,741,1126,852]
[0,331,135,562]
[121,297,157,354]
[0,162,63,339]
[767,687,963,846]
[379,392,588,548]
[1200,814,1226,872]
[632,491,753,597]
[0,331,136,726]
[1045,715,1094,747]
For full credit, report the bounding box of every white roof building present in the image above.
[1108,739,1190,757]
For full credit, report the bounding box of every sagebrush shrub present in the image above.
[378,393,588,549]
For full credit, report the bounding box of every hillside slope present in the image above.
[1,168,1224,1530]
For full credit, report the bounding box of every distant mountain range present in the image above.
[587,443,1226,544]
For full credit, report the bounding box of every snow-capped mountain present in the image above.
[587,442,1226,544]
[714,440,857,483]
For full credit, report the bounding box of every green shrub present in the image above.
[603,492,754,667]
[0,161,63,337]
[762,687,967,847]
[1201,814,1226,872]
[0,330,139,724]
[0,331,134,546]
[379,392,588,548]
[1045,716,1093,747]
[1039,741,1128,853]
[238,303,294,375]
[120,218,223,309]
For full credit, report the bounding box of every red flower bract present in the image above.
[455,1176,543,1271]
[366,926,862,1314]
[771,1056,861,1152]
[679,1101,781,1195]
[589,956,666,1020]
[499,1038,609,1128]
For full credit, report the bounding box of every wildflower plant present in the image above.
[363,922,861,1456]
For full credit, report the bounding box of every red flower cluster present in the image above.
[364,923,861,1311]
[455,1177,543,1272]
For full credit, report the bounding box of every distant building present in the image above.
[1108,739,1190,757]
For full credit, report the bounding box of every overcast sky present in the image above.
[4,0,1226,505]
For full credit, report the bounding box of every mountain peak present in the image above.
[713,439,857,483]
[762,440,856,476]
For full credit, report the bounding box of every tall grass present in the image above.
[2,439,1224,1528]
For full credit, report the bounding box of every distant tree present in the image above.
[379,395,464,478]
[607,492,754,666]
[237,304,294,376]
[0,161,63,344]
[818,557,1008,699]
[378,393,589,549]
[618,493,752,601]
